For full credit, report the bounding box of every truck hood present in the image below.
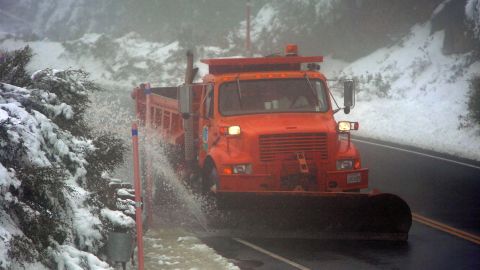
[220,113,336,134]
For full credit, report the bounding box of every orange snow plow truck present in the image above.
[132,45,412,241]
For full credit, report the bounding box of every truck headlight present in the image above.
[336,159,354,170]
[337,121,359,132]
[232,164,252,174]
[227,126,241,135]
[220,126,241,136]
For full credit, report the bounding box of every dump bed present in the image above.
[132,86,184,145]
[132,85,202,146]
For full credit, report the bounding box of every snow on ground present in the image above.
[143,228,238,270]
[336,22,480,161]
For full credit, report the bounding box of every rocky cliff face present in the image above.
[0,0,263,44]
[236,0,477,60]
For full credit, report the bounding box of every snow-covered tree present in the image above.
[0,47,132,270]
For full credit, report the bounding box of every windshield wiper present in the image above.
[236,75,243,109]
[304,73,319,107]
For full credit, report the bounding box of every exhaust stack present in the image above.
[183,51,196,162]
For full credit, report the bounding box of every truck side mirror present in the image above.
[343,80,355,114]
[179,85,192,119]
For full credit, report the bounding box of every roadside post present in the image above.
[131,122,145,270]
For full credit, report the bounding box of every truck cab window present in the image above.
[204,84,214,118]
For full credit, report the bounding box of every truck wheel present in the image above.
[203,165,219,195]
[187,172,203,194]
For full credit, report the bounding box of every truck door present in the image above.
[198,84,214,164]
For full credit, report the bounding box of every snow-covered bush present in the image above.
[0,47,131,269]
[30,68,99,136]
[85,133,126,194]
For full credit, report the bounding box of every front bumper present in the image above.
[217,168,368,192]
[325,168,369,191]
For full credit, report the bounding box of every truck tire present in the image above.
[203,165,219,195]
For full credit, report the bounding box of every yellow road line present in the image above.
[412,213,480,245]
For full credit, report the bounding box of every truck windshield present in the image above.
[219,78,328,116]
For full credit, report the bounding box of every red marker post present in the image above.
[131,122,144,270]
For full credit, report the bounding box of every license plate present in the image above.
[347,173,361,184]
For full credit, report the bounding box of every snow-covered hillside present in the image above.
[337,22,480,160]
[0,33,229,88]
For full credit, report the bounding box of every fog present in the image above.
[3,0,476,60]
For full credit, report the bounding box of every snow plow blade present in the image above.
[205,191,412,241]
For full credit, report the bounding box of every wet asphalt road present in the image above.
[354,137,480,235]
[204,221,480,270]
[200,137,480,270]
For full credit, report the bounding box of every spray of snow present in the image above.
[140,130,208,229]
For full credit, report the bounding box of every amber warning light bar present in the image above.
[201,44,323,74]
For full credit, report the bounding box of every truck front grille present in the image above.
[259,133,328,162]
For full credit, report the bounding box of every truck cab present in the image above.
[191,46,368,195]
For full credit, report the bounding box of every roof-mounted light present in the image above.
[285,44,298,56]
